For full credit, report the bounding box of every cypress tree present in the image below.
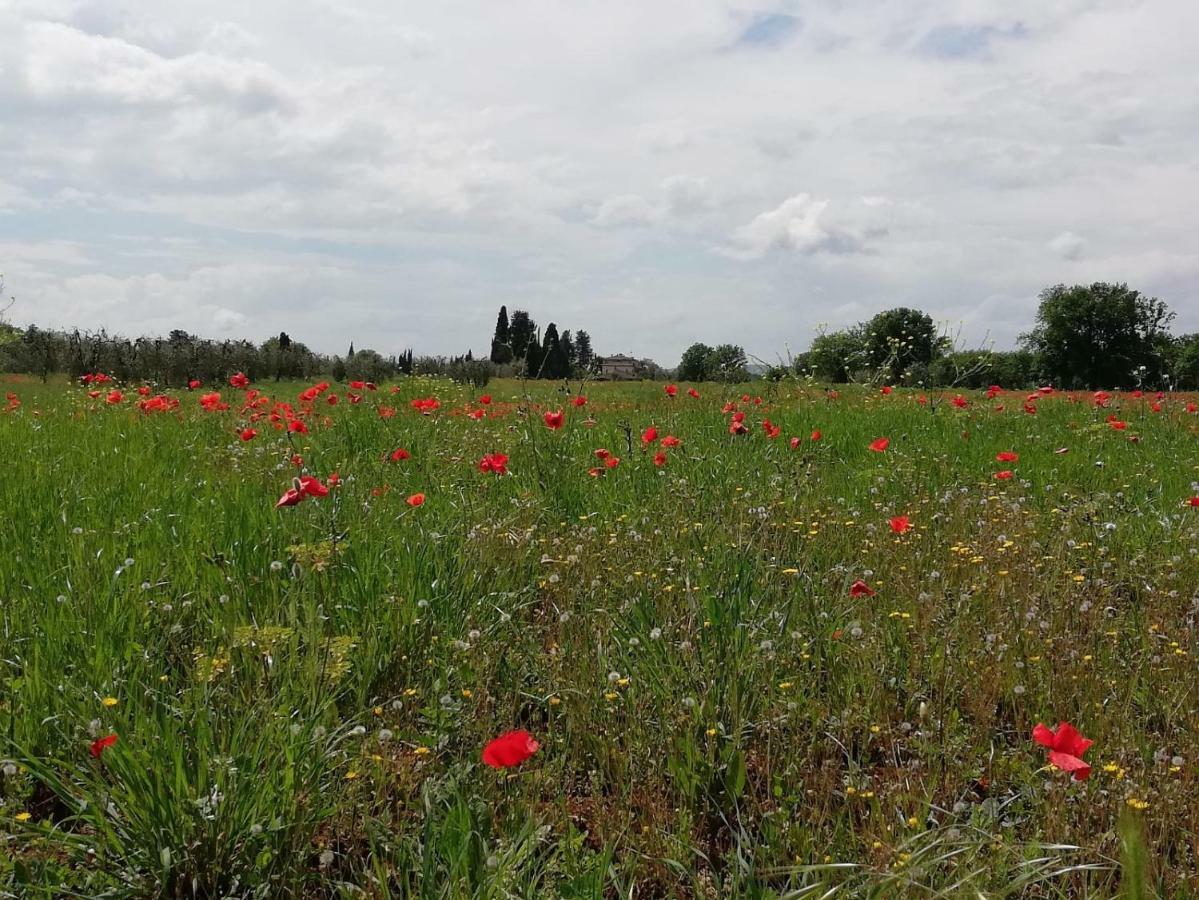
[490,306,513,364]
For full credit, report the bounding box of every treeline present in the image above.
[0,325,495,387]
[487,306,598,378]
[785,283,1199,391]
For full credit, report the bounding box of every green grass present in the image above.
[1,374,1196,897]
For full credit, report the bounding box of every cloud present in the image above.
[725,194,867,259]
[1049,231,1086,260]
[0,0,1197,366]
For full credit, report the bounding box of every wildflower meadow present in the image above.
[2,374,1197,897]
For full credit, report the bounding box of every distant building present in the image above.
[598,354,638,380]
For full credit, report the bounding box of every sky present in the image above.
[1,0,1197,366]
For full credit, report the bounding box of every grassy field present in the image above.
[1,374,1197,897]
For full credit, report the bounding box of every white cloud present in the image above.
[726,194,867,259]
[1049,231,1086,260]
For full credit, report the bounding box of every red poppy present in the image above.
[299,475,329,498]
[390,447,411,462]
[239,428,258,442]
[326,394,338,406]
[411,397,440,414]
[664,384,678,397]
[573,395,587,407]
[849,580,876,598]
[1109,419,1128,431]
[276,487,304,508]
[288,419,308,434]
[1187,497,1199,508]
[468,408,484,420]
[994,470,1013,480]
[604,456,620,469]
[869,437,890,452]
[889,515,911,534]
[641,426,658,445]
[350,380,366,390]
[479,453,509,475]
[986,385,1002,399]
[88,390,101,399]
[482,729,540,768]
[996,451,1019,462]
[594,448,610,460]
[291,454,304,467]
[789,436,801,450]
[479,394,492,405]
[188,379,201,390]
[688,388,700,399]
[810,430,822,442]
[406,493,426,507]
[952,395,968,408]
[729,420,749,436]
[136,386,151,396]
[544,410,564,430]
[880,385,893,395]
[90,734,118,758]
[327,472,341,487]
[105,390,123,404]
[230,372,249,389]
[653,451,667,467]
[1032,722,1093,781]
[661,435,681,448]
[378,406,395,418]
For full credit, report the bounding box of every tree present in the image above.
[539,323,570,379]
[508,310,536,361]
[1021,283,1174,389]
[574,330,595,373]
[677,343,715,381]
[805,328,866,383]
[490,306,513,364]
[863,307,946,383]
[560,329,576,372]
[710,344,749,382]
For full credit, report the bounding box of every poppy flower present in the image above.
[479,453,509,475]
[986,385,1002,399]
[106,390,124,404]
[869,437,890,452]
[276,487,304,508]
[641,426,658,445]
[994,470,1013,480]
[326,394,338,406]
[239,428,258,442]
[390,447,411,462]
[849,580,876,598]
[810,430,822,442]
[482,729,540,768]
[789,436,801,450]
[406,493,425,507]
[729,420,749,436]
[653,451,667,467]
[468,408,484,420]
[1109,420,1128,431]
[188,379,201,390]
[544,410,564,430]
[952,395,968,408]
[688,388,700,399]
[479,394,492,405]
[327,472,341,487]
[996,451,1019,463]
[350,380,366,390]
[881,385,893,395]
[411,397,440,414]
[88,390,101,399]
[1187,497,1199,508]
[291,454,304,467]
[230,372,249,389]
[1032,722,1093,781]
[573,395,587,407]
[136,386,151,396]
[604,457,620,469]
[299,475,328,498]
[90,734,118,758]
[664,384,678,397]
[889,515,911,534]
[661,435,681,448]
[594,448,610,460]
